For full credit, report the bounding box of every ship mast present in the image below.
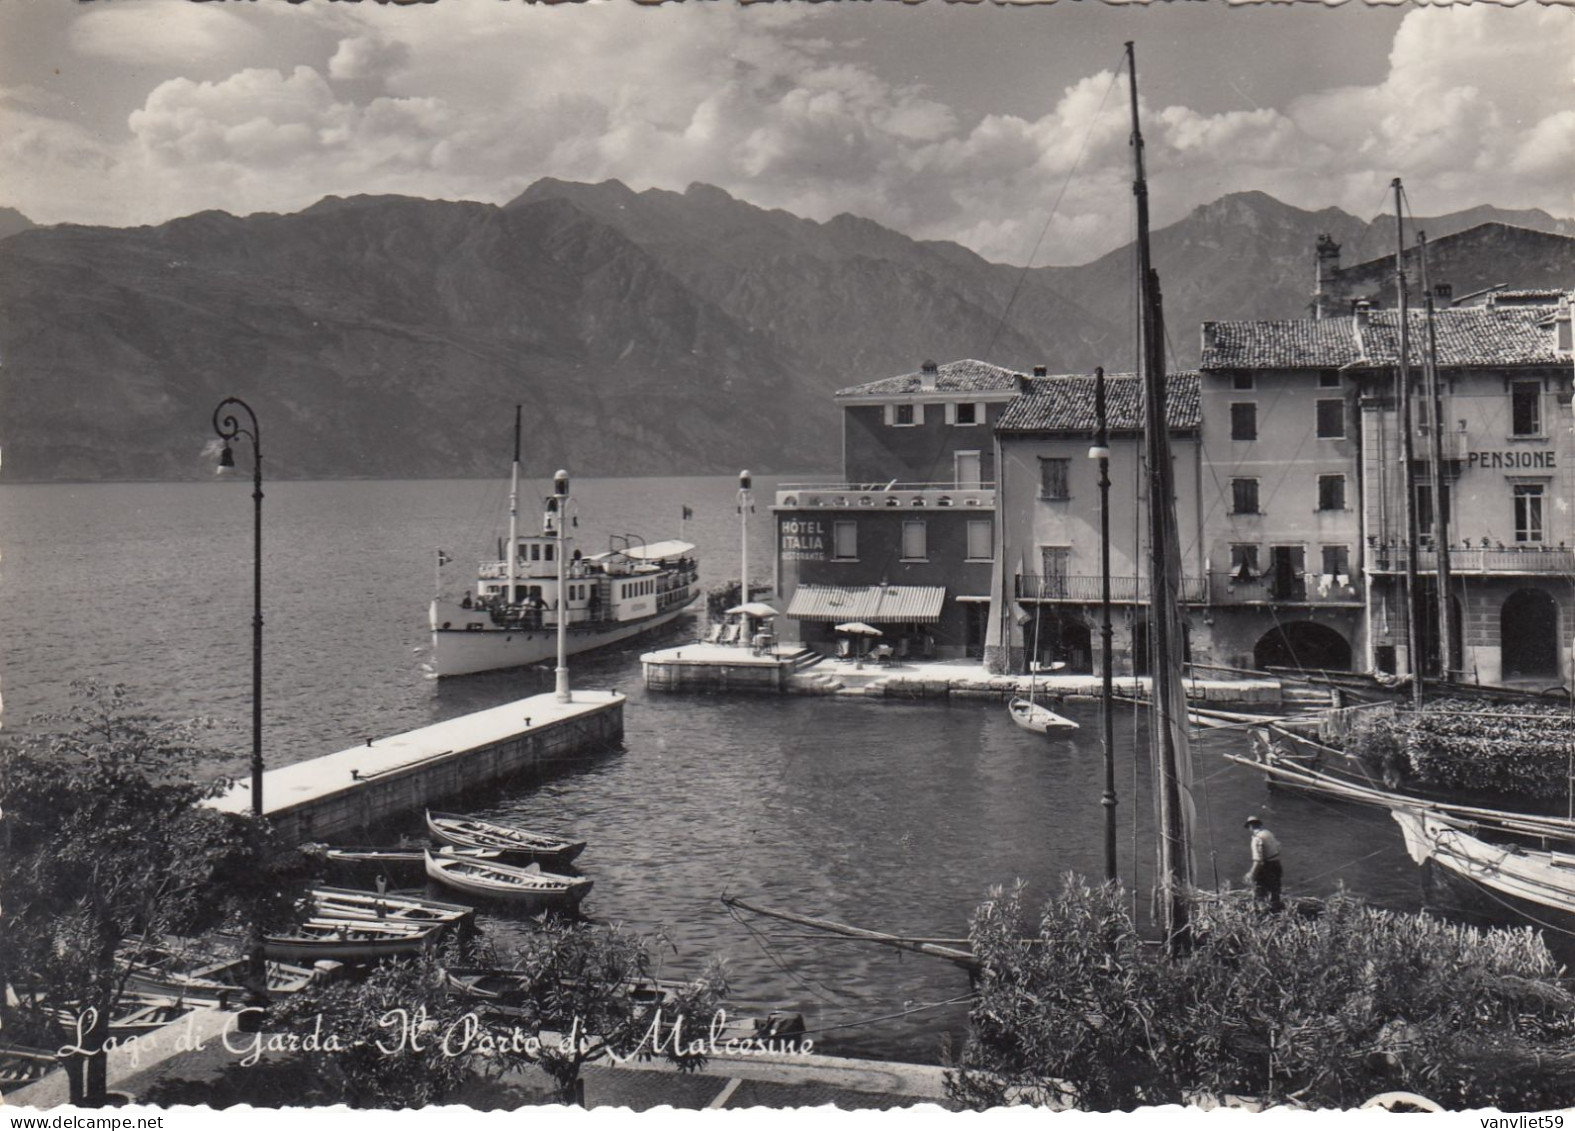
[1127,41,1192,951]
[1393,180,1425,709]
[1417,232,1455,682]
[508,405,521,604]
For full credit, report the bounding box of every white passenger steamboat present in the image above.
[427,411,700,678]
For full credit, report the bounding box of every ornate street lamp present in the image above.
[1087,367,1117,883]
[554,469,571,704]
[212,398,264,815]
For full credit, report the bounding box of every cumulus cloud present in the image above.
[70,0,261,68]
[6,2,1573,265]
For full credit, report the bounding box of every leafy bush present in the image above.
[947,877,1575,1111]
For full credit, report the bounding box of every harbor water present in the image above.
[1,476,1428,1062]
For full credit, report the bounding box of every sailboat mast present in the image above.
[1417,232,1455,682]
[1393,180,1425,708]
[1127,41,1192,948]
[508,405,521,602]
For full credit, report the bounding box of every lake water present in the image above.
[0,476,1428,1062]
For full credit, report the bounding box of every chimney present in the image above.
[1015,372,1033,394]
[1314,234,1341,320]
[1032,365,1048,378]
[1201,321,1217,351]
[1354,299,1372,328]
[919,359,940,391]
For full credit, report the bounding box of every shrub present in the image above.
[947,877,1575,1111]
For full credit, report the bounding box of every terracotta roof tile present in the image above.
[995,372,1200,435]
[836,358,1023,397]
[1201,307,1564,370]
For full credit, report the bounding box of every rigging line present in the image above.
[721,901,846,1006]
[788,994,980,1039]
[978,53,1127,365]
[1290,845,1395,889]
[1436,866,1575,942]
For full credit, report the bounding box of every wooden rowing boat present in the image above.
[426,811,587,865]
[308,885,474,927]
[423,849,592,910]
[263,918,438,963]
[117,938,317,1002]
[0,1043,58,1089]
[305,843,505,877]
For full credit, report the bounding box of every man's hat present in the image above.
[1244,815,1263,828]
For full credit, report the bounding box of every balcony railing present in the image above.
[1369,545,1575,574]
[1414,424,1469,462]
[1209,571,1363,606]
[775,481,995,510]
[1016,574,1208,603]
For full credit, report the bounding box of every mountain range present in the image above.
[1,183,1570,482]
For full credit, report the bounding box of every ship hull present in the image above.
[428,593,698,678]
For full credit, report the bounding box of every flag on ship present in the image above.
[682,505,693,521]
[437,550,453,567]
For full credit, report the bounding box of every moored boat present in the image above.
[0,1043,59,1089]
[1008,696,1079,735]
[117,938,316,1002]
[303,842,506,881]
[442,967,699,1023]
[307,885,475,928]
[423,849,593,910]
[426,810,587,865]
[427,409,700,678]
[262,918,439,963]
[1391,807,1575,922]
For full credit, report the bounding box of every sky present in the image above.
[1,0,1572,266]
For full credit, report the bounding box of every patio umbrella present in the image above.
[726,602,779,618]
[834,622,882,636]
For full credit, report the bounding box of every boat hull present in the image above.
[1008,698,1079,734]
[427,811,587,866]
[424,851,592,911]
[1391,808,1575,923]
[428,594,698,678]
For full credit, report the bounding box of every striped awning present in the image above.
[785,584,947,623]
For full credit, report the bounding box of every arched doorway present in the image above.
[1501,589,1559,679]
[1027,610,1093,674]
[1253,622,1353,671]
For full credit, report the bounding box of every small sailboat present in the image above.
[426,810,587,866]
[423,849,593,910]
[1008,657,1078,734]
[1392,808,1575,922]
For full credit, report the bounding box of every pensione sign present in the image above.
[779,519,827,561]
[1467,450,1557,470]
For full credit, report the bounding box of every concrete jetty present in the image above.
[206,691,624,843]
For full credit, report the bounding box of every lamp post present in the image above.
[738,470,753,605]
[554,469,571,703]
[213,397,264,816]
[1087,367,1117,884]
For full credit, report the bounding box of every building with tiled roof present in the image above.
[1200,304,1567,372]
[834,358,1025,398]
[996,372,1201,434]
[1195,294,1575,686]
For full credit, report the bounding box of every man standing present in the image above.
[1244,815,1283,912]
